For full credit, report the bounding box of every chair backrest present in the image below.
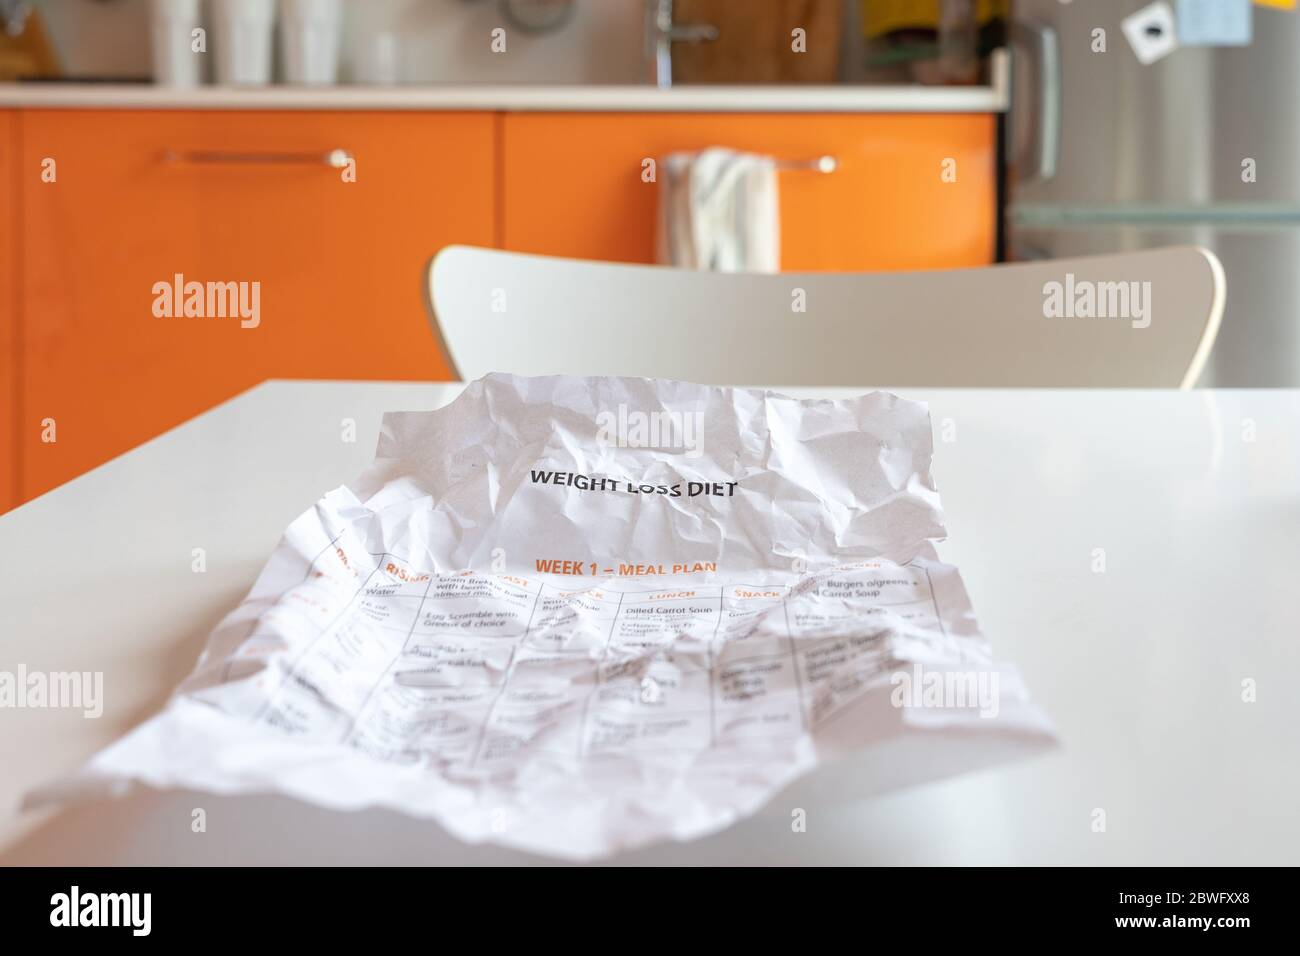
[428,245,1223,388]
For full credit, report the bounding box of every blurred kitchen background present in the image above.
[1,0,1299,510]
[1,0,1007,85]
[11,0,1282,380]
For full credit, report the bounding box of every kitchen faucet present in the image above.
[644,0,719,89]
[1,0,31,37]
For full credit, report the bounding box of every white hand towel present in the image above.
[656,148,780,273]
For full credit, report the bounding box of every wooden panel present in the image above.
[673,0,842,84]
[502,112,996,272]
[0,111,15,512]
[20,110,494,502]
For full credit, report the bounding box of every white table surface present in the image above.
[1,381,1297,866]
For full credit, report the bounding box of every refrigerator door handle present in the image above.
[1010,19,1061,185]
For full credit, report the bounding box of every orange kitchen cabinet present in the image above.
[19,110,493,504]
[502,112,996,271]
[1,111,16,512]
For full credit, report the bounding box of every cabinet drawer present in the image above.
[20,109,494,502]
[503,112,996,271]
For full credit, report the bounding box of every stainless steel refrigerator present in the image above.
[1008,0,1300,386]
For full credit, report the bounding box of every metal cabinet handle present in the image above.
[779,155,837,173]
[162,148,353,169]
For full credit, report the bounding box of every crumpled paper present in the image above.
[29,373,1055,859]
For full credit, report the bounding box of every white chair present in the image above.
[427,245,1223,388]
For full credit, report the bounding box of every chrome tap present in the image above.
[1,0,32,38]
[644,0,718,89]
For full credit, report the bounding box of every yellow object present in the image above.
[1254,0,1296,10]
[0,8,60,80]
[862,0,1008,39]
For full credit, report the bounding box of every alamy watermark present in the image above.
[889,662,1000,718]
[152,273,261,329]
[596,404,704,459]
[1042,273,1151,329]
[0,665,103,718]
[50,886,150,936]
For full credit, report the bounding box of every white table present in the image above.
[2,381,1297,865]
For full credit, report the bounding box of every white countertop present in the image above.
[0,71,1008,114]
[1,381,1296,865]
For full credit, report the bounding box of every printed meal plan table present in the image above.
[2,382,1298,864]
[223,566,965,763]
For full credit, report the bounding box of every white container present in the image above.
[356,30,400,86]
[280,0,342,86]
[150,0,204,88]
[212,0,277,86]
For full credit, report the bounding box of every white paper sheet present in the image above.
[29,374,1056,859]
